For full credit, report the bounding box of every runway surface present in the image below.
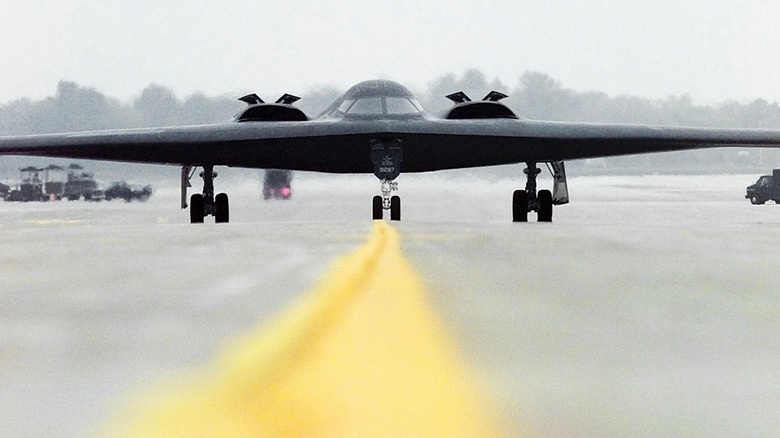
[1,171,779,437]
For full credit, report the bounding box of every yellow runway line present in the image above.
[103,221,508,437]
[22,219,83,225]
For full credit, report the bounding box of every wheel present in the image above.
[512,190,528,222]
[372,196,383,220]
[215,193,229,223]
[750,195,764,205]
[537,189,553,222]
[190,193,205,223]
[390,195,401,221]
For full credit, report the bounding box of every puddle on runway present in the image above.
[103,221,509,437]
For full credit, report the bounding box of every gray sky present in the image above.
[2,0,780,105]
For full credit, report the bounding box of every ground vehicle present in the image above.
[0,182,9,200]
[3,163,153,203]
[64,164,103,201]
[7,167,45,202]
[5,165,65,201]
[746,169,780,204]
[104,181,153,202]
[42,165,65,200]
[263,169,293,200]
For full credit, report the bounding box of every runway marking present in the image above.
[21,218,83,225]
[105,221,505,437]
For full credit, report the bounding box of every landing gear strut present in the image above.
[182,165,229,223]
[512,161,568,223]
[370,138,403,221]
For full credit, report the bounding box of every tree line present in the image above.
[2,69,780,174]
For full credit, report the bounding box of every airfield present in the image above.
[1,170,779,437]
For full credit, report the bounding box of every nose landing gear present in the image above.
[370,138,403,221]
[372,179,400,220]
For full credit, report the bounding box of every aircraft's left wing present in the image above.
[2,118,780,173]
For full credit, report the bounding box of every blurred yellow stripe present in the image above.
[105,221,506,437]
[22,219,82,225]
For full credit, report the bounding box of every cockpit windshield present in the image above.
[337,96,423,116]
[319,80,427,119]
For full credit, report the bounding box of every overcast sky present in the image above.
[2,0,780,105]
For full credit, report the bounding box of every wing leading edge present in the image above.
[3,118,780,173]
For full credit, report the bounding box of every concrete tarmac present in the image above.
[1,171,779,437]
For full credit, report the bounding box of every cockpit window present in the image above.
[338,96,423,116]
[348,97,384,114]
[386,97,421,114]
[337,99,355,113]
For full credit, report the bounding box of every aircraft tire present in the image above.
[512,190,528,222]
[538,189,553,222]
[190,194,205,223]
[372,195,383,220]
[390,195,401,221]
[215,193,229,223]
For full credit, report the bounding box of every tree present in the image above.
[134,84,181,126]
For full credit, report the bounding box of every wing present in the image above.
[2,117,780,172]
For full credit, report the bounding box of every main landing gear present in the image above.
[512,161,569,223]
[182,165,230,223]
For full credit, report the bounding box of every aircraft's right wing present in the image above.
[0,120,376,172]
